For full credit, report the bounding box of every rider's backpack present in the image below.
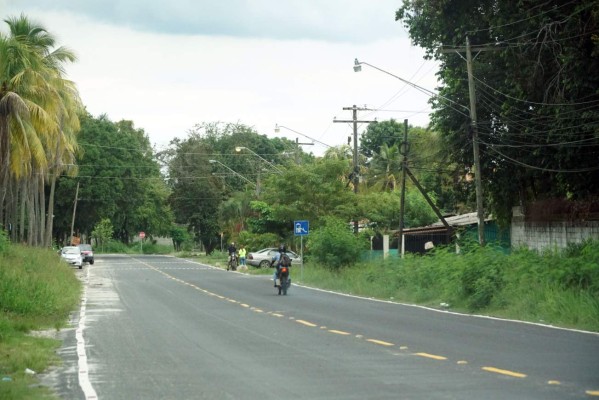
[280,253,291,267]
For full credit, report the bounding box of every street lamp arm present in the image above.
[354,59,470,117]
[209,159,256,187]
[275,124,332,148]
[235,147,284,174]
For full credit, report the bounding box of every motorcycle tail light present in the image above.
[281,267,288,273]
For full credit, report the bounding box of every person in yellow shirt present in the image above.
[238,245,247,267]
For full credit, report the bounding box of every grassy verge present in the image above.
[0,243,82,400]
[190,241,599,332]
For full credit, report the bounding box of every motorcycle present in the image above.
[227,253,238,271]
[275,266,291,295]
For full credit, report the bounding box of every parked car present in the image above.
[246,247,301,268]
[78,243,94,264]
[60,246,83,269]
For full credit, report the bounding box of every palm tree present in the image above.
[366,143,403,192]
[0,14,82,245]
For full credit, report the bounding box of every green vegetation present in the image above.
[0,232,81,400]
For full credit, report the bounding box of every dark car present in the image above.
[78,244,94,265]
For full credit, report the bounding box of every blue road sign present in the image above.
[294,220,309,236]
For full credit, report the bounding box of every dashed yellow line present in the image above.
[328,329,351,336]
[415,352,447,361]
[482,366,527,378]
[366,339,394,347]
[296,319,318,327]
[547,380,560,385]
[587,390,599,396]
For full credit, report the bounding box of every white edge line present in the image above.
[172,258,599,337]
[77,267,98,399]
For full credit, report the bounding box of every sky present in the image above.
[2,0,440,156]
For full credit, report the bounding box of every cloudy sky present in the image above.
[2,0,440,155]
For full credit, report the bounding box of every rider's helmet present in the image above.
[278,244,286,253]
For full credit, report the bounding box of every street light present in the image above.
[275,124,331,148]
[274,124,315,164]
[234,146,283,174]
[208,159,256,187]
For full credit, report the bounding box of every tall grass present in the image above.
[296,240,599,332]
[0,241,82,399]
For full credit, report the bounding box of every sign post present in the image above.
[139,231,145,253]
[293,220,309,281]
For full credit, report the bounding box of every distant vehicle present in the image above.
[60,246,83,269]
[78,244,94,265]
[246,247,301,268]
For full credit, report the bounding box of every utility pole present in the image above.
[69,181,79,246]
[334,105,377,233]
[398,119,408,257]
[440,37,499,246]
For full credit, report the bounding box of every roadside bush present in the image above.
[0,229,8,254]
[308,217,367,269]
[237,231,281,252]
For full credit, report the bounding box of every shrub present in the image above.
[0,229,8,254]
[308,217,367,269]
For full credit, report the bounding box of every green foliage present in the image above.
[308,217,367,269]
[53,114,173,245]
[237,231,280,252]
[0,242,81,399]
[91,218,114,251]
[396,1,599,221]
[171,225,191,252]
[0,229,9,254]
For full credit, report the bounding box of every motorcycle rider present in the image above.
[271,244,286,286]
[227,242,237,266]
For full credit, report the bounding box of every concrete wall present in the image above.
[511,206,599,252]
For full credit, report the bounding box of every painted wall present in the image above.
[511,206,599,252]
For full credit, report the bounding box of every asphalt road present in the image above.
[42,254,599,399]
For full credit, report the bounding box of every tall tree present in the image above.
[396,1,599,224]
[0,14,82,244]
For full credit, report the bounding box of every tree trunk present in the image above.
[45,173,57,247]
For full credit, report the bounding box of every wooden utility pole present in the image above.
[398,119,408,257]
[69,181,79,245]
[334,105,377,233]
[440,37,499,246]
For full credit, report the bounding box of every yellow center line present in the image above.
[328,329,351,335]
[296,320,318,327]
[482,366,527,378]
[414,352,447,360]
[587,390,599,396]
[367,339,394,347]
[547,380,560,385]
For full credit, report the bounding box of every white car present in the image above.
[60,246,83,269]
[246,247,301,268]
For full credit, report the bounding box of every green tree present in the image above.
[91,218,113,252]
[0,14,82,245]
[396,1,599,224]
[53,114,171,244]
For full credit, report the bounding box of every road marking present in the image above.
[482,366,527,378]
[367,339,394,347]
[457,360,468,365]
[415,352,447,360]
[296,319,318,327]
[547,380,560,385]
[76,268,98,400]
[328,329,351,335]
[587,390,599,396]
